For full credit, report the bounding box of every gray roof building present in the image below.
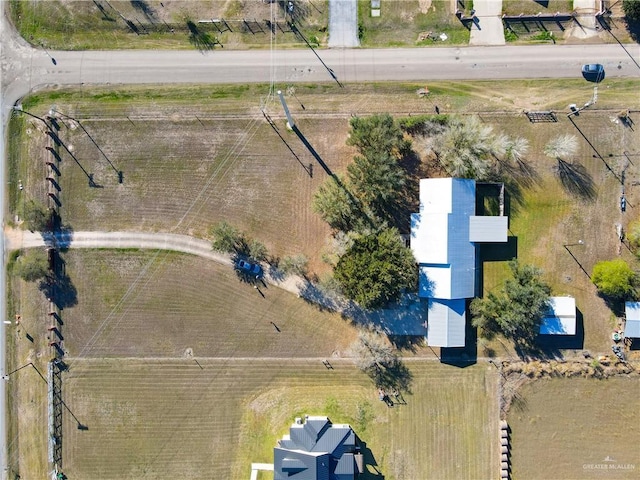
[410,178,509,347]
[274,416,362,480]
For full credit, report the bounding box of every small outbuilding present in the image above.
[540,296,576,335]
[624,301,640,338]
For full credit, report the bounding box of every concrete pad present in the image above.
[567,0,599,39]
[468,0,505,46]
[328,0,360,48]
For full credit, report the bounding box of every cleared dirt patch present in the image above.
[508,377,640,480]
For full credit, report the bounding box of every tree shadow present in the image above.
[39,274,77,309]
[555,159,597,201]
[388,335,424,353]
[186,20,220,51]
[130,0,157,22]
[371,358,413,395]
[41,212,74,253]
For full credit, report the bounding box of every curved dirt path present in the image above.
[5,228,302,292]
[5,227,427,336]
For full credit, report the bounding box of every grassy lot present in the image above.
[6,78,640,478]
[60,358,498,480]
[357,0,470,47]
[481,106,640,355]
[508,377,640,480]
[9,0,473,50]
[502,0,573,15]
[5,252,52,480]
[60,249,358,358]
[9,0,328,50]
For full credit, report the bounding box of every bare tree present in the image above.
[350,328,396,373]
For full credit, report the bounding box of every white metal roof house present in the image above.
[411,178,509,348]
[274,416,363,480]
[624,301,640,338]
[539,296,576,335]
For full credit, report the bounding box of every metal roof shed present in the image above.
[469,216,508,242]
[624,302,640,338]
[427,298,466,347]
[540,296,576,335]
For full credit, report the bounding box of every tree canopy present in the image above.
[433,115,502,180]
[13,249,48,282]
[347,113,407,159]
[312,175,364,232]
[22,200,49,232]
[623,0,640,22]
[471,260,551,348]
[210,221,243,253]
[334,228,417,310]
[347,152,406,221]
[591,259,637,300]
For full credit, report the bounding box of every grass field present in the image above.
[508,376,640,480]
[60,358,498,480]
[60,249,358,358]
[10,79,639,351]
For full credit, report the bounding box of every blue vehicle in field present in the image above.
[236,259,263,277]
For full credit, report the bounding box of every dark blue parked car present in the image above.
[582,64,605,83]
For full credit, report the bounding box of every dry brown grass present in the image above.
[61,249,358,358]
[508,376,640,480]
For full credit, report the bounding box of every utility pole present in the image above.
[277,90,295,129]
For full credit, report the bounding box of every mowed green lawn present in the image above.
[62,359,499,480]
[508,377,640,480]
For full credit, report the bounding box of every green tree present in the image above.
[591,259,637,299]
[210,221,243,253]
[623,0,640,21]
[503,136,530,166]
[627,220,640,255]
[433,116,500,179]
[13,249,48,282]
[248,239,268,262]
[279,254,309,277]
[471,260,551,348]
[22,200,49,232]
[347,152,407,221]
[312,175,363,232]
[334,228,417,310]
[347,113,407,159]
